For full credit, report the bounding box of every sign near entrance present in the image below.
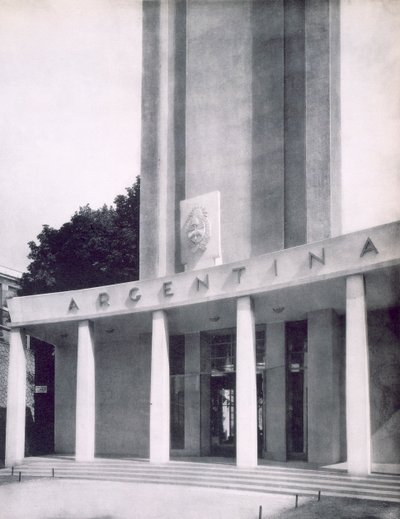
[35,386,48,394]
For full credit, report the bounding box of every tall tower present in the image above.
[139,0,342,279]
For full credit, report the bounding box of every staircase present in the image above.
[1,457,399,503]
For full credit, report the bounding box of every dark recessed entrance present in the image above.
[208,329,266,458]
[286,321,308,460]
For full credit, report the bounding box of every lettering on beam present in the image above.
[163,281,174,297]
[309,248,325,269]
[52,230,390,317]
[98,292,110,307]
[274,259,278,277]
[360,237,379,257]
[196,274,209,291]
[232,267,246,284]
[68,298,79,312]
[129,287,141,302]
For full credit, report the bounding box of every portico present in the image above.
[5,221,400,474]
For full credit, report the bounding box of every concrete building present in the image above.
[4,0,400,476]
[0,267,23,463]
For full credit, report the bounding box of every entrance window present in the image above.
[210,331,236,375]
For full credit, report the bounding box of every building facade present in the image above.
[0,267,24,464]
[5,0,400,476]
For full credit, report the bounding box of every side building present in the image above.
[4,0,400,476]
[0,267,25,465]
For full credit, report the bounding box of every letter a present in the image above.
[360,237,378,257]
[68,298,79,311]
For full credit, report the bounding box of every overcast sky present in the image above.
[0,0,142,273]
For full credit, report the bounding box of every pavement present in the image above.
[0,478,303,519]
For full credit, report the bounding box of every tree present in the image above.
[20,177,140,295]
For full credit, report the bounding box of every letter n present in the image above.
[196,274,209,291]
[309,248,325,269]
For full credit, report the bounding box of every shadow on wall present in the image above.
[369,307,400,463]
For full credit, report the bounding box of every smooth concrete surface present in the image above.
[140,0,178,279]
[236,296,257,467]
[200,332,211,456]
[55,343,77,455]
[150,310,170,463]
[172,0,187,274]
[5,329,26,467]
[95,333,151,457]
[265,322,286,461]
[308,309,342,464]
[368,307,400,463]
[139,0,161,280]
[251,0,285,256]
[283,0,306,248]
[186,0,252,265]
[75,321,95,462]
[305,0,333,242]
[184,333,201,456]
[346,275,371,475]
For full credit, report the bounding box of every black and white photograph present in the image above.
[0,1,399,517]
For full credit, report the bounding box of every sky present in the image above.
[0,0,142,273]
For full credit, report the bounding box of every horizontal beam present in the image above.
[8,221,400,327]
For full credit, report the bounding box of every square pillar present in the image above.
[236,296,257,468]
[265,322,286,461]
[308,309,342,464]
[150,310,170,463]
[184,333,201,455]
[200,332,211,456]
[5,328,26,467]
[75,320,95,462]
[346,274,371,475]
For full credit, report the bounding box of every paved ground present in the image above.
[0,479,305,519]
[0,479,399,519]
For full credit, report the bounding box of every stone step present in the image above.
[1,458,399,503]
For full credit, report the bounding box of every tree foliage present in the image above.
[20,177,140,295]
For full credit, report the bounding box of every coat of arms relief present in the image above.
[183,206,210,253]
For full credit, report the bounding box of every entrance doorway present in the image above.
[286,321,308,460]
[210,373,235,456]
[207,328,266,458]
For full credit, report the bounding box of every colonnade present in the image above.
[5,275,371,475]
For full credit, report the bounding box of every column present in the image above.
[346,275,371,475]
[308,309,342,464]
[150,310,170,463]
[75,321,95,462]
[184,333,201,455]
[265,322,287,461]
[5,328,26,467]
[236,296,257,468]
